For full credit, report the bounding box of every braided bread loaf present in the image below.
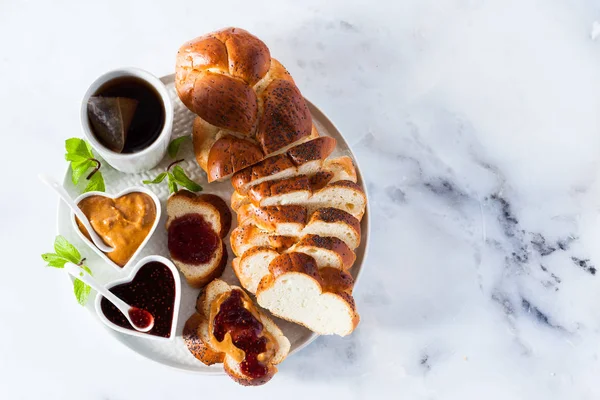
[176,27,317,182]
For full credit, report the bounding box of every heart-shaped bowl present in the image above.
[94,255,182,341]
[70,186,161,272]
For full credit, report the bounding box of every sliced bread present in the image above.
[233,234,355,295]
[323,156,357,183]
[236,204,307,236]
[183,279,290,386]
[166,191,231,287]
[289,234,356,271]
[231,137,337,194]
[307,180,367,220]
[236,179,366,220]
[256,253,359,336]
[230,223,296,257]
[232,247,279,294]
[303,207,361,250]
[247,175,312,207]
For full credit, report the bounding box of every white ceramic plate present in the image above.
[57,73,370,373]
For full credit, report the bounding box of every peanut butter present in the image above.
[76,192,156,267]
[208,289,277,378]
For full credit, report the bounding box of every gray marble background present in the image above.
[4,0,600,398]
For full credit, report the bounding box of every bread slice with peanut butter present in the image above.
[183,279,290,386]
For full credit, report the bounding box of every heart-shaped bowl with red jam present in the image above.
[71,186,161,271]
[94,255,182,341]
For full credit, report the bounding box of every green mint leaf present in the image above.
[65,153,89,163]
[41,253,69,268]
[167,136,190,159]
[172,166,202,192]
[54,236,81,264]
[80,265,92,275]
[167,173,178,193]
[66,138,93,159]
[84,171,105,193]
[73,278,91,306]
[71,159,94,185]
[142,172,167,185]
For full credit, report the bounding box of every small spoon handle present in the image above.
[38,174,113,253]
[63,262,130,314]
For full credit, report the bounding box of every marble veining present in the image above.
[5,0,600,399]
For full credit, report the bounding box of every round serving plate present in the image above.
[57,73,370,373]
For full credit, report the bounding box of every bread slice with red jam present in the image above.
[166,191,232,288]
[183,279,290,386]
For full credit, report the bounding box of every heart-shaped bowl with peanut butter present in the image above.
[71,186,161,271]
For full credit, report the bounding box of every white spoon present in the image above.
[38,174,114,253]
[64,262,155,333]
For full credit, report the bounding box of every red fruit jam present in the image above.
[168,213,219,265]
[128,307,154,329]
[213,290,269,379]
[101,262,175,338]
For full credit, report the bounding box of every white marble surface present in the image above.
[4,0,600,398]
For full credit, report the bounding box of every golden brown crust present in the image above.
[268,236,297,251]
[325,179,364,192]
[230,222,296,256]
[268,253,322,283]
[309,171,334,191]
[176,27,270,128]
[224,362,276,386]
[287,137,336,166]
[192,117,220,171]
[247,175,310,205]
[319,267,355,294]
[231,190,250,212]
[295,235,356,270]
[197,194,232,238]
[324,156,357,183]
[187,280,287,385]
[211,28,271,85]
[192,71,258,135]
[256,80,312,154]
[207,135,264,182]
[237,204,307,230]
[177,28,314,179]
[231,154,294,193]
[309,207,361,238]
[182,313,225,365]
[231,137,335,194]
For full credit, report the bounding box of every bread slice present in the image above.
[167,190,232,238]
[303,208,361,250]
[234,205,360,250]
[288,234,355,271]
[231,190,250,212]
[230,223,296,257]
[233,233,355,295]
[232,247,279,294]
[323,156,357,183]
[166,191,231,287]
[307,180,367,220]
[236,179,366,221]
[236,204,307,236]
[183,279,290,386]
[247,175,312,207]
[194,111,321,183]
[231,137,337,194]
[256,253,359,336]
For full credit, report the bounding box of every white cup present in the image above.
[80,68,173,173]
